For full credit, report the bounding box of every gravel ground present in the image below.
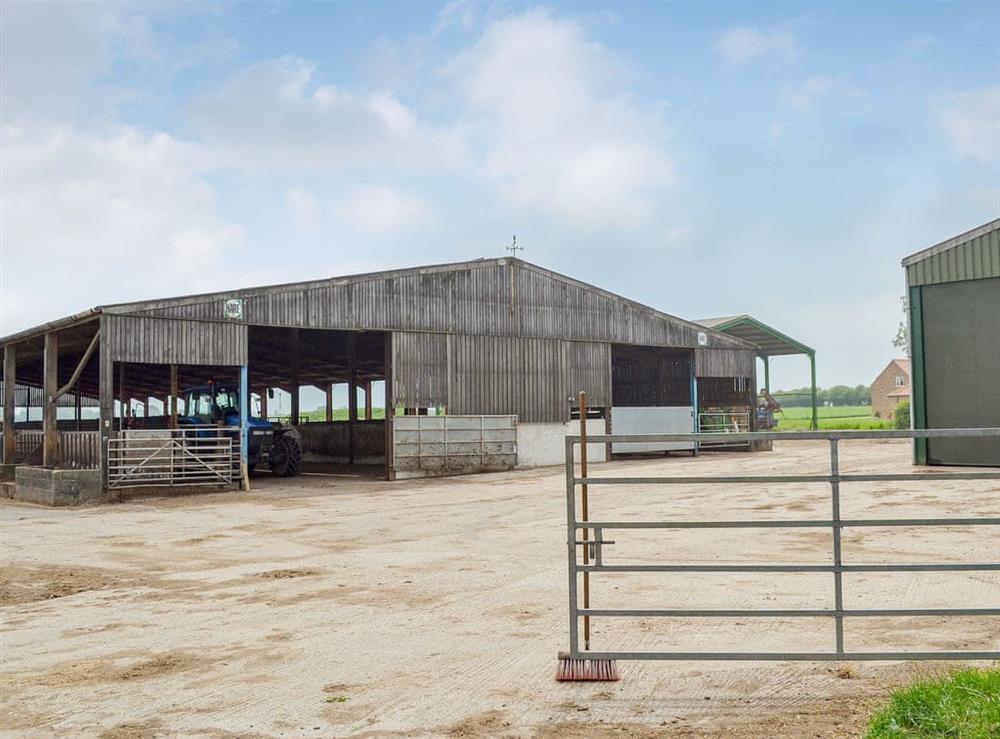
[1,439,997,738]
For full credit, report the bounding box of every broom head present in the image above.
[555,652,620,681]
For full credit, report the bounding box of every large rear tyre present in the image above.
[269,435,302,477]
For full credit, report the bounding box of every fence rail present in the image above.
[697,411,750,448]
[1,430,100,468]
[564,428,1000,662]
[108,427,235,489]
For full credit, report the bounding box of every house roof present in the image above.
[696,314,814,357]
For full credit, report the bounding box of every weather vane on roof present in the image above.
[507,234,523,257]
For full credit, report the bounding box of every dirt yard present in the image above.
[1,439,997,738]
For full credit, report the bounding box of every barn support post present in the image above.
[348,333,357,464]
[169,365,178,429]
[763,355,771,394]
[364,380,372,420]
[325,385,333,422]
[384,332,394,481]
[809,351,818,431]
[239,364,249,489]
[43,332,60,468]
[290,329,300,425]
[99,324,113,492]
[117,362,126,430]
[3,345,15,464]
[75,392,82,430]
[260,389,268,420]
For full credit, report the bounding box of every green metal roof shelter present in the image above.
[697,315,818,430]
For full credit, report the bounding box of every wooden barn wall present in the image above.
[565,340,611,408]
[391,331,611,422]
[105,314,247,366]
[391,332,448,408]
[695,347,756,378]
[448,334,565,423]
[109,262,744,351]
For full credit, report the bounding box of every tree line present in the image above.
[771,385,871,407]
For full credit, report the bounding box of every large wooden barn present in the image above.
[0,257,757,503]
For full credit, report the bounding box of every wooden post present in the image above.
[364,380,372,420]
[260,389,268,420]
[3,345,15,464]
[325,384,333,422]
[169,364,178,429]
[579,391,591,651]
[118,362,126,430]
[290,329,300,425]
[383,333,394,481]
[99,322,113,493]
[43,332,60,467]
[75,391,82,431]
[348,333,357,464]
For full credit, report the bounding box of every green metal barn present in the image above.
[903,218,1000,466]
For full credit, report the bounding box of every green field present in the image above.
[775,405,893,430]
[294,407,387,422]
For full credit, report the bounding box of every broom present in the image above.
[556,391,620,682]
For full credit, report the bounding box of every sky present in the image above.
[1,0,998,394]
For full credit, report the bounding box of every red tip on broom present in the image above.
[555,652,620,681]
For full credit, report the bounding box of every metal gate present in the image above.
[108,428,236,489]
[564,428,1000,662]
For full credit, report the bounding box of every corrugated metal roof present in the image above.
[2,258,755,352]
[903,218,1000,287]
[695,315,814,357]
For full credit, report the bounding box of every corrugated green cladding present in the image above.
[904,219,1000,287]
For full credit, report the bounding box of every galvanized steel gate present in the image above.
[108,427,236,489]
[564,428,1000,662]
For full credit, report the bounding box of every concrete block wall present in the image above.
[13,466,104,506]
[393,415,517,479]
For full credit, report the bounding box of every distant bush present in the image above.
[894,400,910,429]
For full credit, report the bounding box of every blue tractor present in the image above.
[179,384,302,477]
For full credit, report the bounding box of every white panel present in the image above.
[611,406,694,452]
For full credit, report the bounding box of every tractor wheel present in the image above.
[269,435,302,477]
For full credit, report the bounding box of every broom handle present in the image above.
[579,391,590,650]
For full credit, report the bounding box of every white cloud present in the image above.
[967,183,1000,210]
[434,0,479,35]
[933,87,1000,163]
[718,27,796,64]
[188,56,466,172]
[332,185,432,235]
[779,76,864,114]
[285,186,320,232]
[445,9,673,228]
[180,10,675,230]
[0,1,234,125]
[0,124,243,333]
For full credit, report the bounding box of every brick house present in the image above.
[871,359,910,419]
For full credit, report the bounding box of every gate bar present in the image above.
[580,608,1000,617]
[563,427,1000,663]
[576,518,1000,528]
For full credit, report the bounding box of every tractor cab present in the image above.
[179,383,301,477]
